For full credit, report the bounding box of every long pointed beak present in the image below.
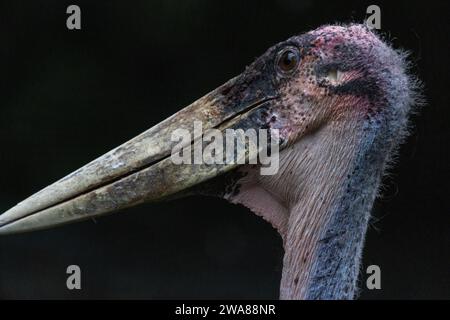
[0,73,278,235]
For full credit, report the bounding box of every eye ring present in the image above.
[276,47,300,75]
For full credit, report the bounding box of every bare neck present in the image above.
[278,118,386,299]
[227,114,390,299]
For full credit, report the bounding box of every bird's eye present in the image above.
[276,48,300,74]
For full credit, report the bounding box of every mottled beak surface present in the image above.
[0,70,277,234]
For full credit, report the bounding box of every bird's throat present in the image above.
[228,113,390,299]
[280,118,387,299]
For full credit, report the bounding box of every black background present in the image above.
[0,0,449,299]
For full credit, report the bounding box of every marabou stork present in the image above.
[0,24,420,299]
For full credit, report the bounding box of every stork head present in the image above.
[252,23,416,149]
[0,25,419,299]
[221,24,419,229]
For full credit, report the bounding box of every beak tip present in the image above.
[0,225,14,236]
[0,221,31,236]
[0,211,26,236]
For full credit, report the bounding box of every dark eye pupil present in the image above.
[279,50,298,72]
